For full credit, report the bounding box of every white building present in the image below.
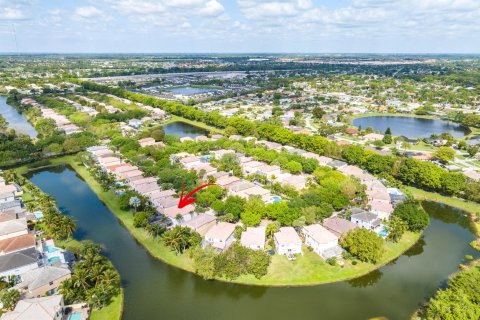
[274,227,302,255]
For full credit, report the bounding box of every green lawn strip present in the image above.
[90,291,124,320]
[161,115,225,134]
[404,185,480,237]
[21,156,422,286]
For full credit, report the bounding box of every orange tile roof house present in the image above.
[0,234,36,256]
[203,222,236,252]
[274,227,302,255]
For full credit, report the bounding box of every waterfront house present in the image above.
[123,170,144,183]
[302,224,341,259]
[0,248,39,278]
[183,214,216,236]
[362,133,384,141]
[0,234,36,256]
[322,217,358,237]
[112,165,138,179]
[163,205,195,225]
[129,177,158,190]
[15,266,71,298]
[369,200,394,220]
[274,227,302,255]
[97,156,122,168]
[351,210,382,230]
[0,295,64,320]
[240,226,266,250]
[0,218,28,241]
[203,222,236,251]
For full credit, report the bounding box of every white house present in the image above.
[240,226,266,250]
[351,210,382,230]
[0,295,64,320]
[274,227,302,255]
[302,224,340,259]
[203,222,236,251]
[0,248,39,278]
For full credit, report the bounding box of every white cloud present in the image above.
[0,7,26,20]
[198,0,224,17]
[74,6,105,19]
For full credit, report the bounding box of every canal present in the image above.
[0,96,38,138]
[352,116,469,138]
[27,165,479,320]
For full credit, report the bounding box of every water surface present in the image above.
[27,166,479,320]
[162,121,208,138]
[352,116,469,138]
[0,96,38,138]
[165,86,217,96]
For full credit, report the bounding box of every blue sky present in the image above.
[1,0,480,53]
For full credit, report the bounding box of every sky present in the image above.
[0,0,480,53]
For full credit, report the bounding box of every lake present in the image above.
[0,96,38,138]
[162,121,209,138]
[27,166,479,320]
[165,86,218,96]
[352,116,469,138]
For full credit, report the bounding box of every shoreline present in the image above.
[18,156,425,287]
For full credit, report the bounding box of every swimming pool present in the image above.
[45,245,59,253]
[272,196,282,203]
[69,312,82,320]
[48,256,60,263]
[378,228,389,238]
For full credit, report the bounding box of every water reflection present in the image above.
[403,237,426,257]
[347,269,383,288]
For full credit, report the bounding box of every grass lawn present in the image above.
[90,291,124,320]
[232,232,420,286]
[161,115,225,135]
[403,185,480,236]
[20,156,422,286]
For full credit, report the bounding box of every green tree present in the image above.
[0,289,20,311]
[241,197,265,226]
[434,146,455,163]
[340,228,384,263]
[392,201,429,232]
[384,216,408,242]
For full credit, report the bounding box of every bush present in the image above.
[326,257,337,266]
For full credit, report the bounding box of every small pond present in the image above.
[352,116,469,138]
[165,86,218,96]
[162,121,209,138]
[0,96,38,138]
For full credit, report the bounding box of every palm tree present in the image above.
[100,269,120,287]
[71,269,91,291]
[89,264,107,284]
[129,196,141,213]
[162,229,183,254]
[58,216,76,239]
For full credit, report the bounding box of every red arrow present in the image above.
[177,183,216,209]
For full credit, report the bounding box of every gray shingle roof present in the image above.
[0,248,38,273]
[18,266,71,291]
